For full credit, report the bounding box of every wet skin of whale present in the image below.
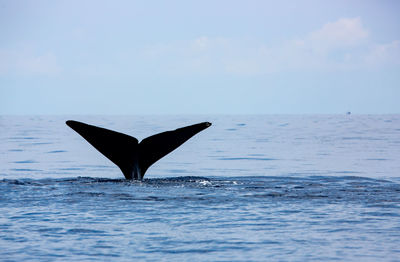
[66,120,212,180]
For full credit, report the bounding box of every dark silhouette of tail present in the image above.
[66,120,211,179]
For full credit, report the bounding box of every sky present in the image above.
[0,0,399,114]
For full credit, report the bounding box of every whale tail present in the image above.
[66,120,211,179]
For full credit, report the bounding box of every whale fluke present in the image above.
[66,120,211,180]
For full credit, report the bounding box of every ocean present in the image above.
[1,115,400,261]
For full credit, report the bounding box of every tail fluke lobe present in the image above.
[66,120,211,179]
[66,120,139,179]
[139,122,212,174]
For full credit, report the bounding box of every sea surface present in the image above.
[1,115,400,261]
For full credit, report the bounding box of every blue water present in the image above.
[1,115,400,261]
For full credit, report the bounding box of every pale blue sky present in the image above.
[1,0,399,114]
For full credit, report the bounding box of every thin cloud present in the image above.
[142,17,398,75]
[305,17,369,52]
[0,48,61,76]
[364,40,400,67]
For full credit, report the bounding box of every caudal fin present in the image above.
[66,120,211,179]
